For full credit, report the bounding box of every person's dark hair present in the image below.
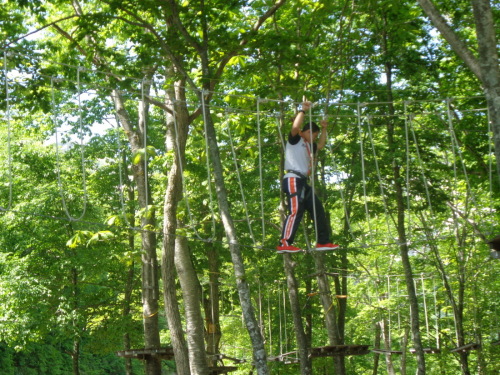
[302,121,320,133]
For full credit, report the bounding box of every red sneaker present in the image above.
[315,243,339,251]
[276,245,302,254]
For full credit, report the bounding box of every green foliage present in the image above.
[1,0,499,374]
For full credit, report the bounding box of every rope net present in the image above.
[1,52,497,256]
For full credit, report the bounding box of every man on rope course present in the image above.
[277,101,339,254]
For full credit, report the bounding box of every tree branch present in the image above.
[2,15,79,49]
[212,0,287,91]
[416,0,482,81]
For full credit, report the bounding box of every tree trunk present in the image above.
[334,260,348,372]
[204,241,222,366]
[372,322,381,375]
[60,3,162,372]
[72,339,80,375]
[162,86,191,375]
[311,253,344,375]
[392,128,426,375]
[123,185,136,375]
[419,211,471,374]
[453,211,472,375]
[71,266,80,375]
[418,0,500,182]
[113,89,162,375]
[471,0,500,184]
[283,255,312,374]
[399,325,410,375]
[382,54,425,372]
[380,319,396,375]
[175,235,209,375]
[202,103,269,375]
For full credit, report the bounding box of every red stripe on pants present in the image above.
[282,178,299,246]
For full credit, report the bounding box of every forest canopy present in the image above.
[0,0,499,374]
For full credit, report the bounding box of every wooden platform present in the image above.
[268,351,300,363]
[450,343,481,353]
[268,356,300,364]
[212,353,247,364]
[116,347,174,360]
[310,345,371,357]
[409,347,441,354]
[371,348,403,355]
[116,348,237,373]
[208,366,238,374]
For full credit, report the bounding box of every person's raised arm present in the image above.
[317,119,328,150]
[290,101,312,136]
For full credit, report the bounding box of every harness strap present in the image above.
[286,170,308,180]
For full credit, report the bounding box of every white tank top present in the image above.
[284,134,316,178]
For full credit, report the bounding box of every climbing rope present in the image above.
[51,72,88,222]
[200,90,218,241]
[225,112,257,246]
[3,51,12,210]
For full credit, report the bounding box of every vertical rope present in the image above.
[357,103,372,238]
[420,274,430,345]
[140,78,149,211]
[210,281,216,355]
[404,102,412,243]
[258,278,264,340]
[432,279,440,349]
[171,99,201,239]
[275,112,286,149]
[76,67,88,215]
[307,104,319,245]
[267,289,272,356]
[486,108,494,226]
[409,114,435,218]
[200,90,217,240]
[3,51,12,210]
[114,116,132,228]
[282,282,288,354]
[396,278,401,330]
[256,99,266,245]
[226,113,257,246]
[487,109,494,222]
[445,99,461,237]
[278,282,283,356]
[323,111,357,242]
[52,74,87,222]
[387,275,392,347]
[446,99,477,213]
[366,115,394,240]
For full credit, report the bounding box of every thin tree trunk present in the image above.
[204,241,222,367]
[202,105,269,375]
[372,322,381,375]
[418,211,471,374]
[162,86,191,375]
[283,255,312,374]
[71,266,80,375]
[334,261,348,372]
[113,89,162,375]
[383,50,425,372]
[380,319,396,375]
[59,2,162,373]
[399,325,410,375]
[72,339,80,375]
[123,186,136,375]
[453,209,472,375]
[311,253,344,375]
